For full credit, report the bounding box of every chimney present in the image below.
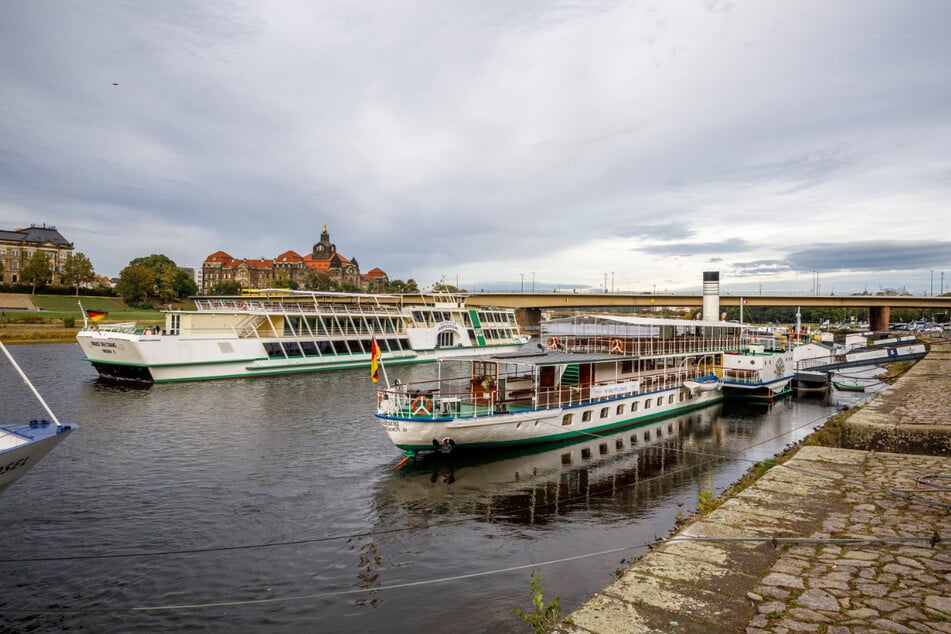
[702,271,720,322]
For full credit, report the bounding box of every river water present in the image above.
[0,344,873,633]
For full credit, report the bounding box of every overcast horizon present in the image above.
[2,1,950,296]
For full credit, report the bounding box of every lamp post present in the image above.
[520,273,524,293]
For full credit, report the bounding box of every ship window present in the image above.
[656,397,663,407]
[562,414,573,426]
[599,443,608,455]
[600,407,609,419]
[622,360,633,373]
[668,395,674,404]
[632,401,638,412]
[643,430,650,441]
[582,411,592,422]
[581,448,591,459]
[644,400,650,409]
[616,404,625,415]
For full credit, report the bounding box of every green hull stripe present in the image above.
[153,357,431,383]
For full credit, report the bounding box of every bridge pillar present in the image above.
[515,307,542,335]
[869,306,890,332]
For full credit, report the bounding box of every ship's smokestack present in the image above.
[702,271,720,322]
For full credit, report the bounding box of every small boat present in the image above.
[832,379,869,392]
[720,342,796,403]
[0,341,76,493]
[76,290,529,385]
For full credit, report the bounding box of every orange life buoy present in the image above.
[548,337,560,350]
[610,338,624,353]
[412,395,432,416]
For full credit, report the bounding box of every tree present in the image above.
[115,264,156,304]
[172,268,199,298]
[303,272,339,292]
[385,278,419,293]
[62,252,97,296]
[207,280,242,295]
[21,250,53,294]
[130,254,177,299]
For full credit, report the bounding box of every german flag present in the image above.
[86,309,108,322]
[370,337,381,383]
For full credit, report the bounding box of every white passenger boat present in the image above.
[1,341,76,493]
[376,313,740,460]
[720,342,796,402]
[76,290,529,385]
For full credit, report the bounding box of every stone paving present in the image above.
[559,343,951,634]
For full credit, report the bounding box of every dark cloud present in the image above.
[616,223,695,241]
[785,241,951,273]
[636,238,753,257]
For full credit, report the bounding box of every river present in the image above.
[0,344,873,633]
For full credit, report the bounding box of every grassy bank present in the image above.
[0,293,178,343]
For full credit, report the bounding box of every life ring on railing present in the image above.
[412,395,432,416]
[610,338,624,353]
[548,337,560,350]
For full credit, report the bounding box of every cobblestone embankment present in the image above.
[560,343,951,634]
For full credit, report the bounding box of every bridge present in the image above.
[451,292,951,332]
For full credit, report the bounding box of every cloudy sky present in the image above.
[2,1,950,295]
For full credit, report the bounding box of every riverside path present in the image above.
[558,342,951,633]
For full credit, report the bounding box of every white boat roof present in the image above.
[545,313,742,328]
[452,350,635,367]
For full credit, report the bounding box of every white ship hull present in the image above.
[378,383,722,452]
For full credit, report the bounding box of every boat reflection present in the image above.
[377,405,730,526]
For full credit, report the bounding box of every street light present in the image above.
[520,273,524,293]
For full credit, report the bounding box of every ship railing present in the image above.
[82,322,137,334]
[377,367,717,419]
[194,298,402,316]
[555,335,742,358]
[721,368,761,384]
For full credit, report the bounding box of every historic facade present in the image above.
[201,225,388,293]
[0,224,74,286]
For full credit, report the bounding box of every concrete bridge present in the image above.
[451,292,951,332]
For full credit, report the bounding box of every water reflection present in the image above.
[375,405,734,526]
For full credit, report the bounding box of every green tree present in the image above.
[62,252,97,296]
[303,272,339,291]
[207,280,243,295]
[172,268,199,298]
[272,277,299,290]
[115,264,156,303]
[21,250,53,294]
[385,278,419,293]
[130,254,176,299]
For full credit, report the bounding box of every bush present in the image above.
[62,316,76,328]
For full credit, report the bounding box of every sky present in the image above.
[1,1,950,296]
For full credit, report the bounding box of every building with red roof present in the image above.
[201,225,387,293]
